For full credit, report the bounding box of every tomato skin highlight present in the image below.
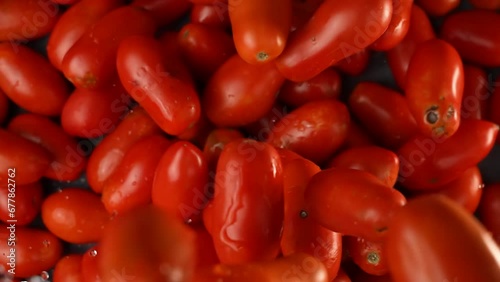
[371,0,413,51]
[386,195,500,282]
[190,4,231,30]
[275,0,393,82]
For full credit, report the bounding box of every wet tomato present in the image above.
[371,0,413,51]
[81,246,102,282]
[190,3,231,30]
[53,254,83,282]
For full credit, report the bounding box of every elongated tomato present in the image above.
[371,0,413,51]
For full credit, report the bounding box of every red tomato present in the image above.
[99,205,196,281]
[0,182,42,226]
[157,31,196,85]
[203,54,285,127]
[371,0,413,51]
[341,121,375,150]
[275,0,393,82]
[102,135,171,215]
[152,141,209,225]
[176,111,214,148]
[461,65,489,120]
[194,227,220,267]
[0,43,69,116]
[53,254,83,282]
[178,23,236,82]
[279,68,341,108]
[290,0,325,32]
[334,49,371,76]
[386,195,500,282]
[304,168,406,241]
[478,184,500,245]
[117,35,201,135]
[81,246,102,282]
[193,253,329,282]
[398,119,498,190]
[62,6,156,90]
[326,146,399,188]
[42,188,110,243]
[203,128,244,172]
[489,79,500,143]
[0,129,52,185]
[386,4,435,89]
[229,0,292,64]
[441,10,500,67]
[190,4,231,30]
[281,158,342,280]
[345,236,388,276]
[61,81,128,138]
[332,268,352,282]
[211,139,283,264]
[267,100,350,164]
[405,39,464,139]
[86,107,161,193]
[243,102,289,141]
[131,0,191,27]
[47,0,123,70]
[415,0,459,16]
[0,90,8,124]
[0,226,63,278]
[8,113,87,181]
[469,0,500,9]
[0,0,60,42]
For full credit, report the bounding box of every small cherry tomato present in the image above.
[8,113,87,181]
[478,184,500,245]
[0,226,63,278]
[345,236,388,276]
[53,254,83,282]
[0,89,8,124]
[42,188,110,243]
[334,49,371,76]
[81,246,102,282]
[461,65,489,121]
[267,100,350,164]
[190,4,231,30]
[386,195,500,282]
[398,119,498,190]
[305,168,406,242]
[326,146,399,188]
[0,129,52,185]
[211,139,283,264]
[0,43,69,116]
[203,128,244,172]
[86,107,161,193]
[405,39,464,138]
[415,0,459,16]
[203,54,285,127]
[371,0,413,51]
[279,68,341,108]
[102,135,171,215]
[99,205,196,281]
[0,182,43,226]
[131,0,191,27]
[469,0,500,9]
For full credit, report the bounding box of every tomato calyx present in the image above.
[257,51,270,62]
[366,252,381,265]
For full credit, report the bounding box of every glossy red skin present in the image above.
[211,139,283,264]
[99,205,196,281]
[0,182,42,226]
[334,49,371,76]
[157,32,196,85]
[47,0,124,70]
[117,35,201,135]
[326,146,399,188]
[61,82,128,138]
[102,135,171,215]
[479,184,500,245]
[0,0,60,41]
[405,39,464,139]
[417,166,483,214]
[8,114,86,181]
[42,188,110,243]
[345,236,388,276]
[371,0,413,51]
[0,226,63,278]
[469,0,500,9]
[268,100,350,164]
[193,253,329,282]
[190,4,231,30]
[203,54,285,127]
[86,107,161,193]
[178,23,236,82]
[341,121,375,150]
[53,255,83,282]
[152,141,209,225]
[332,268,351,282]
[416,0,459,16]
[461,65,489,120]
[131,0,191,27]
[305,168,407,242]
[243,102,289,140]
[176,111,214,148]
[0,90,8,125]
[0,129,52,185]
[230,0,292,64]
[81,246,102,282]
[290,0,325,32]
[441,10,500,67]
[282,158,342,280]
[203,128,244,172]
[62,6,156,90]
[194,227,220,267]
[398,119,498,190]
[0,43,69,116]
[275,0,392,82]
[279,68,341,108]
[386,4,435,89]
[386,195,500,282]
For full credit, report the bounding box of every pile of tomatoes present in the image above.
[1,0,500,281]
